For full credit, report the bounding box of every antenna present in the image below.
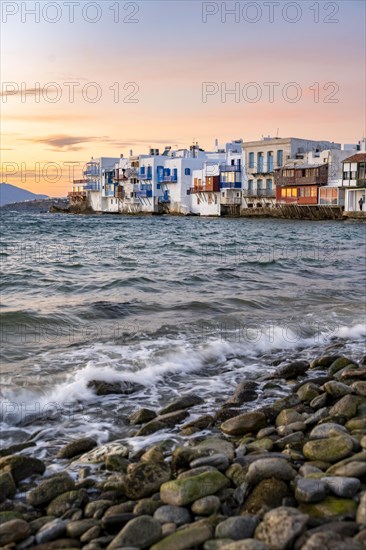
[276,128,279,138]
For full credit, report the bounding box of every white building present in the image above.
[341,140,366,212]
[242,137,340,209]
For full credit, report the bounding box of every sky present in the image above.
[1,0,365,195]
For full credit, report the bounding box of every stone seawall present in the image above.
[239,205,344,221]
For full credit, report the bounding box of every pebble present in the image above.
[153,505,191,526]
[215,515,258,540]
[190,453,229,471]
[35,519,67,544]
[295,478,327,503]
[191,495,221,516]
[322,476,361,498]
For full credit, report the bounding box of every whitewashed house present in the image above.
[341,140,366,213]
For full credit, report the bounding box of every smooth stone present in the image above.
[356,492,366,524]
[276,408,303,427]
[160,394,204,415]
[329,395,359,418]
[303,435,354,462]
[345,417,366,431]
[323,381,353,398]
[178,466,217,479]
[191,495,221,516]
[328,357,355,376]
[190,454,229,471]
[36,519,66,544]
[194,438,235,460]
[276,431,304,449]
[27,473,75,507]
[241,478,290,515]
[204,539,236,550]
[180,415,214,434]
[246,457,296,485]
[136,410,189,436]
[221,412,267,436]
[87,379,144,395]
[216,542,267,550]
[106,515,162,549]
[311,355,341,369]
[0,472,16,502]
[275,361,309,379]
[0,519,31,545]
[295,478,327,503]
[150,518,213,550]
[153,505,191,526]
[129,408,157,425]
[255,506,308,549]
[300,532,365,550]
[123,461,171,499]
[77,443,129,464]
[299,496,358,519]
[310,393,328,409]
[215,515,258,540]
[298,464,322,476]
[80,525,101,543]
[352,381,366,396]
[224,381,258,406]
[297,383,320,403]
[161,523,176,537]
[326,460,366,478]
[46,490,87,517]
[304,407,329,426]
[67,519,99,538]
[101,513,136,534]
[322,476,360,498]
[309,423,349,439]
[57,438,97,459]
[0,455,45,483]
[160,470,229,506]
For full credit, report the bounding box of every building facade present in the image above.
[341,151,366,212]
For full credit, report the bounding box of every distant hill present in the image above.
[0,183,49,207]
[0,198,68,214]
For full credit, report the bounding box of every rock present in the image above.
[309,423,348,439]
[150,518,213,550]
[191,495,221,516]
[297,383,320,403]
[35,518,66,544]
[275,431,304,450]
[134,498,162,516]
[160,394,204,415]
[224,381,258,406]
[275,361,309,379]
[101,513,136,534]
[345,417,366,430]
[352,381,366,396]
[0,472,16,502]
[276,409,303,427]
[194,438,235,460]
[311,355,341,369]
[246,458,296,486]
[107,515,162,549]
[46,489,87,516]
[80,525,101,543]
[270,395,301,416]
[77,443,129,464]
[300,532,365,550]
[0,455,45,483]
[32,539,81,549]
[329,395,359,418]
[0,519,31,545]
[299,496,357,519]
[310,393,328,409]
[66,519,99,538]
[140,447,165,464]
[84,499,111,518]
[295,478,326,503]
[221,411,267,436]
[136,410,189,436]
[129,408,157,425]
[27,473,75,507]
[87,379,144,395]
[105,454,129,473]
[303,435,354,462]
[160,470,229,506]
[322,476,360,498]
[241,478,290,515]
[57,438,97,459]
[328,357,355,376]
[204,540,235,550]
[180,415,214,434]
[323,381,353,398]
[215,515,258,540]
[255,506,308,549]
[190,454,229,471]
[123,461,171,499]
[356,492,366,524]
[246,437,274,452]
[326,459,366,478]
[153,505,191,526]
[216,541,267,550]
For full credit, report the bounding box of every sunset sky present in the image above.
[1,0,365,195]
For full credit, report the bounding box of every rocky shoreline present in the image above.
[1,353,366,550]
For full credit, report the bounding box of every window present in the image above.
[185,168,191,175]
[249,152,255,168]
[257,153,264,173]
[277,150,283,167]
[302,170,306,177]
[266,179,272,190]
[237,193,240,197]
[267,151,274,172]
[351,171,357,179]
[311,187,317,197]
[248,179,253,190]
[257,179,263,189]
[157,183,161,189]
[281,188,286,197]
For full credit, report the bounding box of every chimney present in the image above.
[120,154,123,158]
[130,150,133,157]
[215,138,218,147]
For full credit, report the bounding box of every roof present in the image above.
[278,163,327,170]
[342,153,366,163]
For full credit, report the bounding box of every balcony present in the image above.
[84,184,100,191]
[220,164,241,172]
[220,181,242,189]
[243,188,276,197]
[158,175,178,184]
[137,190,153,198]
[139,170,153,180]
[83,165,99,177]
